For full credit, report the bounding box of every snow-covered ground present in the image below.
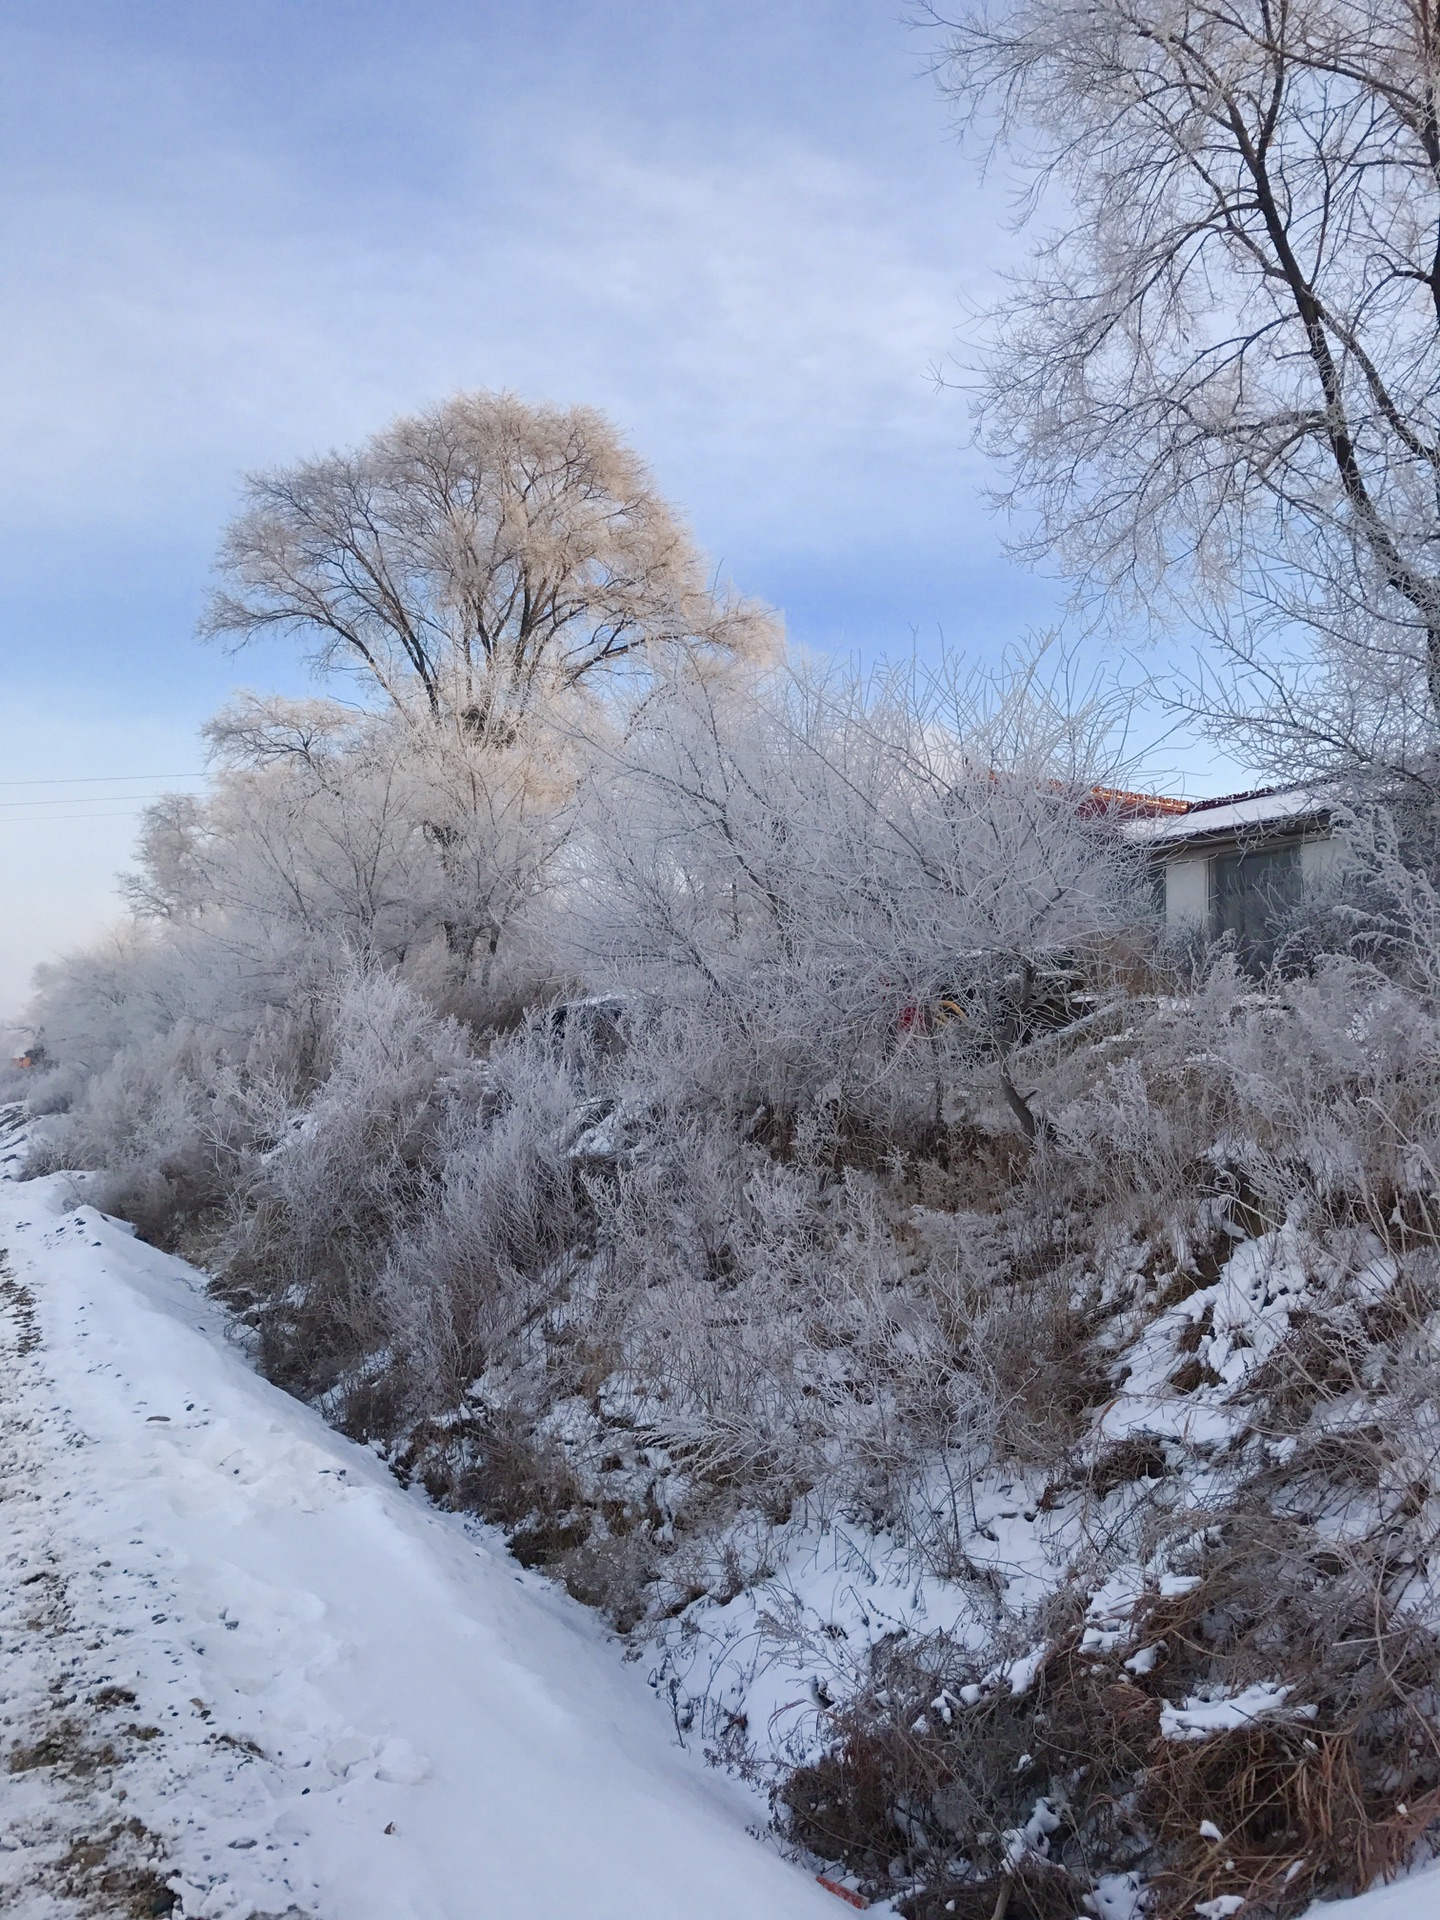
[2,1112,1436,1920]
[0,1136,835,1919]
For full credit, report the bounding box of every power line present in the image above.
[0,773,203,788]
[0,808,163,825]
[0,793,191,811]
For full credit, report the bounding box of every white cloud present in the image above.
[0,20,1007,558]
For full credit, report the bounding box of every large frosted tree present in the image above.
[203,390,775,736]
[198,391,777,982]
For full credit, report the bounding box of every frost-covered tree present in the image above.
[932,0,1440,785]
[576,650,1141,1135]
[118,691,572,999]
[202,390,776,734]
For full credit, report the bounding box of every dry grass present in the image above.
[778,1618,1158,1901]
[780,1490,1440,1914]
[901,1860,1085,1920]
[1142,1722,1440,1919]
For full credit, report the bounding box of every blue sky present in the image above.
[0,1,1221,1014]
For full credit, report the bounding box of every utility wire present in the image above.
[0,773,203,788]
[0,794,191,811]
[0,805,172,824]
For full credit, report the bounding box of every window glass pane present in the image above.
[1211,842,1301,974]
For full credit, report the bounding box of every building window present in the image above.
[1211,841,1302,974]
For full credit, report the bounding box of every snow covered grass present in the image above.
[10,1082,1440,1920]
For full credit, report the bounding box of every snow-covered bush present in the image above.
[26,1023,254,1244]
[572,652,1145,1147]
[376,1033,588,1419]
[215,968,471,1395]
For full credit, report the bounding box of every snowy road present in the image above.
[0,1147,836,1920]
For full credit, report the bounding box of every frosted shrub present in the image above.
[574,652,1146,1147]
[585,1122,832,1503]
[377,1034,587,1416]
[26,1023,255,1244]
[217,968,470,1395]
[24,925,201,1119]
[1051,952,1440,1258]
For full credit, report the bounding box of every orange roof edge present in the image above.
[1083,786,1191,820]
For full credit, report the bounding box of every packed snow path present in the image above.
[0,1148,835,1920]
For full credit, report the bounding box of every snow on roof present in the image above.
[1121,785,1328,847]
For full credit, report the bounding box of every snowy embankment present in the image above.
[0,1133,834,1919]
[2,1109,1437,1920]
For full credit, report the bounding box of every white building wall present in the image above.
[1164,854,1211,927]
[1159,829,1335,931]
